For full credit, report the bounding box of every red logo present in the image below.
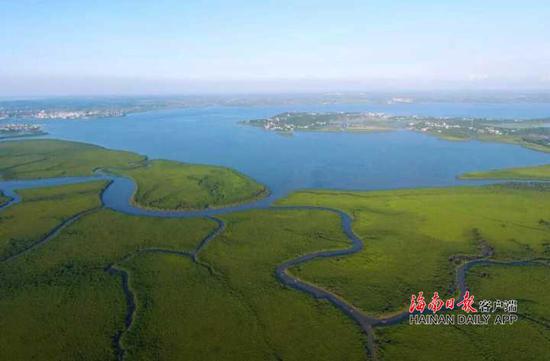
[457,291,477,313]
[409,291,477,314]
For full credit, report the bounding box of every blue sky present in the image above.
[1,0,549,95]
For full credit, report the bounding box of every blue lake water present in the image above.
[7,102,550,198]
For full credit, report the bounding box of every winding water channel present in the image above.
[1,173,548,360]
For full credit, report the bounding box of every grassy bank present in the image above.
[460,164,550,180]
[0,139,144,179]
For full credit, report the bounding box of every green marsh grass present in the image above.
[0,181,107,259]
[114,159,267,210]
[278,185,550,316]
[0,204,216,361]
[0,139,144,179]
[460,164,550,180]
[199,209,367,361]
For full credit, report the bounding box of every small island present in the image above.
[0,123,47,139]
[243,112,550,152]
[244,112,397,132]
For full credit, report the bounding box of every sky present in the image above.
[1,0,550,95]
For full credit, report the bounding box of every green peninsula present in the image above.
[114,160,267,210]
[460,164,550,180]
[0,140,267,210]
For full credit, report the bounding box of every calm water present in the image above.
[7,102,550,198]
